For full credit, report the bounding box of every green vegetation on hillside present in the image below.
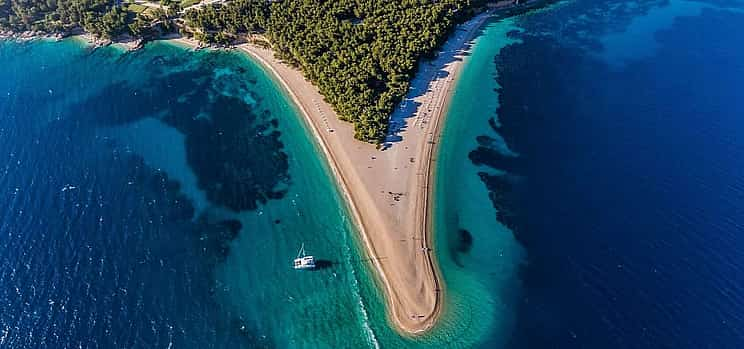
[185,0,489,142]
[0,0,178,39]
[183,0,267,45]
[0,0,127,39]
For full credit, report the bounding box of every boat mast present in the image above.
[297,243,305,259]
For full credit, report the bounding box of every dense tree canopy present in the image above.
[0,0,180,39]
[185,0,489,142]
[184,0,267,45]
[1,0,128,39]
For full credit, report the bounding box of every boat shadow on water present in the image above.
[311,259,335,270]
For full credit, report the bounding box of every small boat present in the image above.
[293,243,316,270]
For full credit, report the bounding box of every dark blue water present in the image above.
[468,1,744,347]
[0,40,290,348]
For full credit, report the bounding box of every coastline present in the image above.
[0,30,143,51]
[232,42,441,335]
[230,11,494,335]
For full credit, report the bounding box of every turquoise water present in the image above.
[0,38,399,348]
[430,17,526,348]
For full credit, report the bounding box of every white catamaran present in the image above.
[293,243,316,270]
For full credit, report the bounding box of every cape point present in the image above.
[237,10,498,334]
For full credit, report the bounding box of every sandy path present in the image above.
[168,10,492,334]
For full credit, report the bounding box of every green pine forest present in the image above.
[1,0,500,142]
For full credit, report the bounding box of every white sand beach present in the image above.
[169,10,492,334]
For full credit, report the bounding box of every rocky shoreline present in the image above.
[0,30,65,42]
[0,29,144,51]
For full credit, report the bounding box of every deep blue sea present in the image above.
[2,0,744,348]
[0,40,250,348]
[460,0,744,347]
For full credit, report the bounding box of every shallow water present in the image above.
[435,0,744,347]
